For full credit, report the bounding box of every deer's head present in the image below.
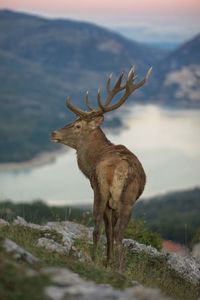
[51,67,152,149]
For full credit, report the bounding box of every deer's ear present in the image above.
[89,116,104,129]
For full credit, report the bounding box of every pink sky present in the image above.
[1,0,200,42]
[1,0,199,19]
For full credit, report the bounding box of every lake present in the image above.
[0,104,200,206]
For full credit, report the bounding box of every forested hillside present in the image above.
[134,187,200,245]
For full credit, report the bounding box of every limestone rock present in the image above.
[0,218,9,227]
[2,238,39,264]
[168,253,200,286]
[192,243,200,260]
[123,239,161,257]
[12,217,92,255]
[43,267,171,300]
[36,238,69,254]
[124,238,200,286]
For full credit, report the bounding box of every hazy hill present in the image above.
[0,9,165,163]
[0,10,164,73]
[151,34,200,105]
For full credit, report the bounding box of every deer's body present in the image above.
[76,127,145,202]
[76,126,145,262]
[51,67,151,267]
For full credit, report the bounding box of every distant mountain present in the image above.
[150,34,200,106]
[0,10,165,73]
[0,9,165,163]
[0,10,199,163]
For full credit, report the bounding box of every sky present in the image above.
[0,0,200,44]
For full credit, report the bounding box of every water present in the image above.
[0,105,200,206]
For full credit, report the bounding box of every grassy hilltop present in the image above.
[0,219,200,300]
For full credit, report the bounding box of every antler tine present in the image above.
[66,96,88,118]
[85,91,93,111]
[128,66,134,81]
[104,71,126,107]
[97,88,105,111]
[113,71,125,90]
[127,66,152,91]
[102,67,152,113]
[106,73,112,93]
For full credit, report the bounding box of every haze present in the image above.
[1,0,200,43]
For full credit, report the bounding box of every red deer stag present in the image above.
[51,67,152,268]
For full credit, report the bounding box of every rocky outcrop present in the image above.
[124,239,200,286]
[1,237,172,300]
[12,216,92,257]
[7,216,200,287]
[43,267,171,300]
[2,217,200,295]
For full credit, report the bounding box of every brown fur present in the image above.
[51,121,146,267]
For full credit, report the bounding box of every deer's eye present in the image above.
[75,124,81,129]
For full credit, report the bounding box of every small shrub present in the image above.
[124,219,162,251]
[190,228,200,248]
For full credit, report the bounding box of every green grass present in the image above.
[0,224,200,300]
[125,251,199,300]
[0,250,49,300]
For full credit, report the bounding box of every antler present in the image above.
[66,67,152,119]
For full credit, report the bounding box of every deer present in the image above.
[51,66,152,269]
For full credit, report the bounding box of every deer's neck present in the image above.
[76,127,112,179]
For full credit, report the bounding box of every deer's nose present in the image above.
[51,131,62,142]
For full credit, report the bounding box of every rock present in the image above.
[44,286,70,300]
[126,285,171,300]
[13,216,41,230]
[42,267,83,286]
[0,218,9,227]
[192,243,200,260]
[2,238,39,264]
[43,266,171,300]
[36,238,69,254]
[168,253,200,286]
[123,239,161,257]
[44,267,126,300]
[13,216,28,226]
[12,217,93,255]
[124,238,200,287]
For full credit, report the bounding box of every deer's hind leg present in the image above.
[103,205,114,264]
[92,168,110,262]
[114,180,139,271]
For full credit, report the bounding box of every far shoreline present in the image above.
[0,146,67,172]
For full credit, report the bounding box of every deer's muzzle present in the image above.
[51,131,62,143]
